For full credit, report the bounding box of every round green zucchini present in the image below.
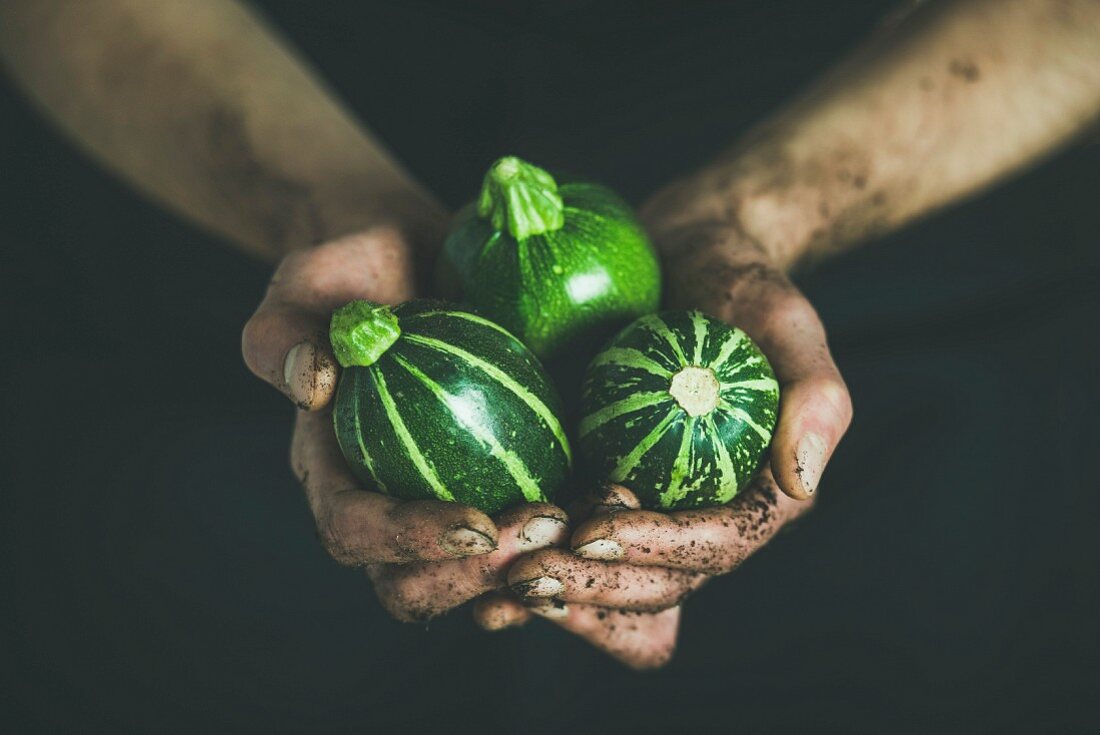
[437,156,661,361]
[330,299,571,515]
[578,310,779,510]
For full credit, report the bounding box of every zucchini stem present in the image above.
[329,300,401,368]
[477,156,565,240]
[669,366,720,417]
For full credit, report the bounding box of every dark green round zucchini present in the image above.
[437,156,661,361]
[578,310,779,510]
[330,299,571,515]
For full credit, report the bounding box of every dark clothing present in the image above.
[2,2,1098,732]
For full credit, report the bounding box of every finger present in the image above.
[474,485,625,629]
[242,305,338,410]
[571,469,809,573]
[472,593,532,631]
[507,548,705,612]
[269,229,417,310]
[565,482,641,522]
[529,602,681,670]
[241,230,416,409]
[292,410,498,564]
[369,503,570,622]
[662,227,853,499]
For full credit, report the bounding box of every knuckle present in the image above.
[529,547,570,567]
[591,482,640,509]
[376,584,433,624]
[316,506,366,567]
[356,226,410,263]
[591,509,659,538]
[643,643,677,670]
[291,245,345,294]
[804,374,854,431]
[622,642,677,671]
[758,292,819,339]
[574,514,617,542]
[628,510,672,528]
[376,568,461,623]
[509,548,566,584]
[239,309,276,376]
[312,230,414,301]
[516,548,559,576]
[391,498,467,526]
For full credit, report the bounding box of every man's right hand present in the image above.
[241,230,571,620]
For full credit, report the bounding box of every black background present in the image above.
[2,1,1098,732]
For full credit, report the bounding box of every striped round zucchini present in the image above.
[330,299,571,515]
[578,310,779,510]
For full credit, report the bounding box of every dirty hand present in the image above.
[472,483,685,670]
[472,475,809,670]
[475,174,853,668]
[242,229,571,620]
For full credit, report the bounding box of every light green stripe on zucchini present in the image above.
[588,347,672,378]
[717,398,774,442]
[579,390,670,438]
[638,314,689,366]
[393,355,546,503]
[404,333,572,463]
[610,407,681,482]
[659,416,697,508]
[690,310,708,365]
[710,327,747,370]
[371,367,454,501]
[718,354,768,382]
[720,377,780,393]
[709,417,738,504]
[406,309,518,341]
[351,378,384,493]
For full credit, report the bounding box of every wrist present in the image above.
[694,153,837,270]
[650,129,893,271]
[305,178,448,255]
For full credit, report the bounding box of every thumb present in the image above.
[242,305,338,410]
[739,287,852,500]
[241,230,417,410]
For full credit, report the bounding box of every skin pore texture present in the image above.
[3,0,1097,669]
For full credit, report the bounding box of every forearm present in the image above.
[655,0,1100,267]
[0,0,442,260]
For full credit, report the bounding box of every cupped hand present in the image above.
[641,180,854,501]
[472,484,685,670]
[241,228,571,620]
[476,176,853,668]
[476,472,815,669]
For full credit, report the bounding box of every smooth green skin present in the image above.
[332,300,571,515]
[438,175,662,361]
[578,310,779,510]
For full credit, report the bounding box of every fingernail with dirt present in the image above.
[592,501,630,517]
[518,516,569,551]
[528,600,569,620]
[796,432,827,495]
[513,575,565,598]
[594,483,632,510]
[574,538,624,560]
[441,527,496,556]
[284,341,317,406]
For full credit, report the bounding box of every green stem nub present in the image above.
[329,300,401,368]
[477,156,565,240]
